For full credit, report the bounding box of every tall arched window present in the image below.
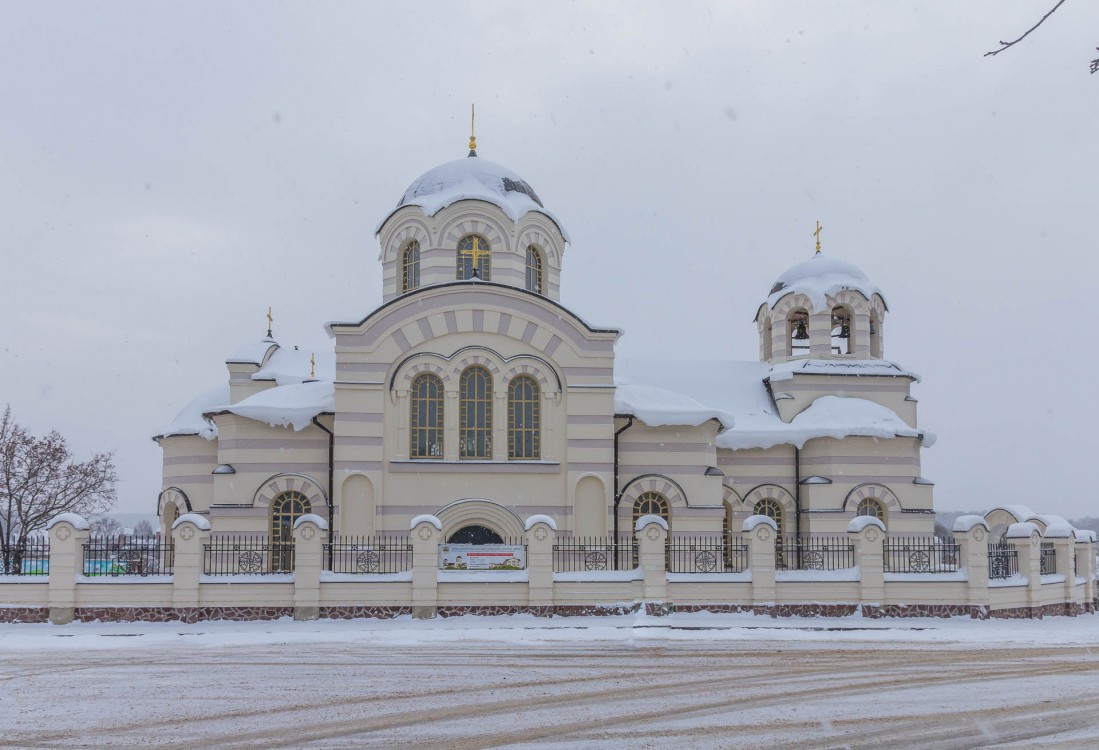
[401,240,420,293]
[857,497,884,521]
[633,491,670,530]
[456,234,491,281]
[507,376,540,459]
[831,305,852,354]
[459,366,492,459]
[753,498,784,537]
[270,490,311,571]
[410,373,444,459]
[525,246,544,294]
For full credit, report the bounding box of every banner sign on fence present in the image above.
[439,544,525,571]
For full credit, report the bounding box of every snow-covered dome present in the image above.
[766,254,884,311]
[375,155,568,239]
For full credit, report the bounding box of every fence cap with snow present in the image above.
[635,514,668,532]
[1041,522,1074,539]
[172,513,211,531]
[46,513,90,531]
[742,514,778,533]
[409,514,442,531]
[847,516,886,534]
[293,513,329,531]
[952,515,990,534]
[1074,528,1097,543]
[1005,522,1041,539]
[524,514,557,531]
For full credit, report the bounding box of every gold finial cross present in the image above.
[266,306,273,337]
[310,353,315,379]
[813,221,823,255]
[468,103,477,154]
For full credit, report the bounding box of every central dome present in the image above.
[376,155,568,239]
[767,254,883,310]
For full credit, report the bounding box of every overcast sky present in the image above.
[2,2,1097,520]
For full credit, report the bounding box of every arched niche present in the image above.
[435,498,525,541]
[339,474,375,536]
[574,475,607,537]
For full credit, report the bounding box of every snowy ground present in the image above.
[3,612,1099,749]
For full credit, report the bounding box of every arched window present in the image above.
[270,490,311,571]
[870,312,883,359]
[857,497,884,521]
[507,376,540,459]
[525,246,544,294]
[401,240,420,293]
[831,305,852,355]
[410,373,444,459]
[753,498,784,537]
[459,366,492,459]
[633,491,670,530]
[788,310,810,356]
[456,234,491,281]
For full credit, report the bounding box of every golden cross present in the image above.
[310,353,315,379]
[469,103,477,153]
[813,221,823,255]
[266,306,273,337]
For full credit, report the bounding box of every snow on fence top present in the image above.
[376,156,570,241]
[293,513,329,531]
[47,513,90,531]
[410,515,442,531]
[524,514,557,531]
[766,253,884,311]
[172,513,211,531]
[847,516,886,533]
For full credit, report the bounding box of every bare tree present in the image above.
[0,406,117,573]
[90,515,124,539]
[133,519,156,539]
[984,0,1096,74]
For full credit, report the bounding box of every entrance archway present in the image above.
[448,525,503,545]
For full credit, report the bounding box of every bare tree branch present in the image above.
[984,0,1067,57]
[1091,48,1099,73]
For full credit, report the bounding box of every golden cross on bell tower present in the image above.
[266,306,273,338]
[468,103,477,156]
[813,221,823,255]
[310,352,315,379]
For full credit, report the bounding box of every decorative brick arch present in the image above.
[722,484,744,510]
[744,484,796,517]
[438,207,510,255]
[157,486,192,518]
[451,354,503,384]
[772,292,816,317]
[435,498,525,540]
[382,220,431,263]
[501,361,554,393]
[398,360,452,389]
[252,473,328,510]
[832,290,870,315]
[617,475,686,529]
[517,227,560,266]
[843,483,901,513]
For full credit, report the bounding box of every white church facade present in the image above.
[154,142,939,550]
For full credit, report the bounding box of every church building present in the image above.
[154,134,937,552]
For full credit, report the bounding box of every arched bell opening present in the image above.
[788,310,810,358]
[870,310,883,359]
[831,305,853,355]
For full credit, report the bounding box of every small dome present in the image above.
[376,155,569,240]
[767,254,884,311]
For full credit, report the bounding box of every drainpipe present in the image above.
[612,415,635,569]
[794,446,803,569]
[312,415,335,569]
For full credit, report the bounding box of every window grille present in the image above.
[410,373,444,458]
[459,366,492,459]
[507,376,540,459]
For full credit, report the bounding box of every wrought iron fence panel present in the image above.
[776,535,856,571]
[883,536,961,573]
[1040,542,1057,575]
[83,537,174,576]
[203,536,294,575]
[2,541,49,575]
[667,536,746,573]
[552,536,636,572]
[323,536,412,573]
[988,541,1018,579]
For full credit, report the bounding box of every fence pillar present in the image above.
[1074,532,1097,610]
[953,515,990,613]
[1006,522,1042,613]
[635,515,668,613]
[743,515,777,608]
[848,517,885,609]
[1044,525,1076,608]
[410,515,442,619]
[45,513,90,625]
[171,513,210,611]
[293,514,328,621]
[524,515,556,614]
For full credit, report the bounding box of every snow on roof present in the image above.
[218,380,334,431]
[226,337,278,366]
[766,254,883,311]
[252,347,334,386]
[613,379,735,431]
[376,156,570,241]
[769,358,920,383]
[154,384,229,441]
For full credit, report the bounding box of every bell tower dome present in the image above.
[754,251,888,364]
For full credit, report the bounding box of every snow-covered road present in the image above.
[3,613,1098,749]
